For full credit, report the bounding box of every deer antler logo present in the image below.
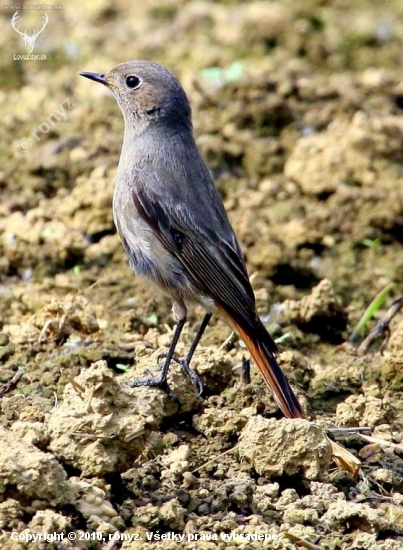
[11,11,49,54]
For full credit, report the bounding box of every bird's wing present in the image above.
[130,170,265,338]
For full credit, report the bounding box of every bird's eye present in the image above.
[126,75,141,89]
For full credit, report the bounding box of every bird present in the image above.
[80,61,304,419]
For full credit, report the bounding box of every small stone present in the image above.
[182,471,198,488]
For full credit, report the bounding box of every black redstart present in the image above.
[80,61,303,419]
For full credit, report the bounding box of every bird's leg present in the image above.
[158,313,212,395]
[129,317,186,404]
[184,312,212,365]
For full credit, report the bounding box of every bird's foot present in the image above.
[157,352,204,395]
[129,368,181,406]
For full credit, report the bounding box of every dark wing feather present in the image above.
[132,183,276,354]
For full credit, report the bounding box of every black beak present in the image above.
[80,72,108,85]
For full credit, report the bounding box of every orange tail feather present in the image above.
[235,323,304,419]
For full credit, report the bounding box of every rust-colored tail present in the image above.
[235,321,304,419]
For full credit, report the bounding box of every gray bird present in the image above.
[80,61,303,419]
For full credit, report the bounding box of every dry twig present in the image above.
[0,367,24,398]
[357,296,403,354]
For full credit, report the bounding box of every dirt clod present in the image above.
[238,417,332,480]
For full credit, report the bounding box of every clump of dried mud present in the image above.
[0,1,403,549]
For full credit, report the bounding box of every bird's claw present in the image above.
[157,352,204,395]
[129,373,181,407]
